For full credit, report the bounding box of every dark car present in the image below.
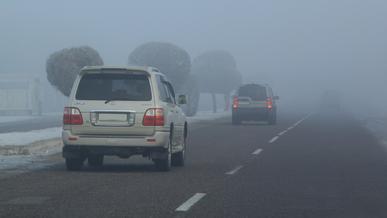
[232,84,279,125]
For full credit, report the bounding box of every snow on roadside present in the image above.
[0,112,62,124]
[0,127,62,147]
[363,117,387,152]
[0,116,36,124]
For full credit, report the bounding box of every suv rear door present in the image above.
[237,84,268,109]
[69,70,155,136]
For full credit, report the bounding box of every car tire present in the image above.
[268,113,277,125]
[65,158,84,171]
[155,139,172,172]
[172,137,186,167]
[232,115,241,125]
[88,155,104,167]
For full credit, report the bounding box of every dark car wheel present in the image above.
[232,115,241,125]
[268,113,277,125]
[66,158,84,171]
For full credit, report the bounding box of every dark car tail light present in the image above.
[143,108,164,126]
[63,107,84,125]
[266,98,273,109]
[232,96,239,109]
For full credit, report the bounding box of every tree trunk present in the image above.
[211,93,217,113]
[224,93,230,111]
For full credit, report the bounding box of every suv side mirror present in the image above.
[178,95,187,105]
[273,96,279,100]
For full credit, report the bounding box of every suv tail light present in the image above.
[63,107,83,125]
[143,108,164,126]
[232,96,239,109]
[266,98,273,109]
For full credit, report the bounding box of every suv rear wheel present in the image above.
[172,137,186,167]
[65,158,84,171]
[155,139,172,171]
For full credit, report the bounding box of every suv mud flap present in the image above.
[150,149,168,159]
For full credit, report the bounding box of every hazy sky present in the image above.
[1,0,386,111]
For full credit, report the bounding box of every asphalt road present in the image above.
[1,111,387,218]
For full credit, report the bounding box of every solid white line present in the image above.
[269,136,279,143]
[175,193,206,212]
[225,165,244,175]
[252,148,263,155]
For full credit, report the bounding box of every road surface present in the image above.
[1,111,387,217]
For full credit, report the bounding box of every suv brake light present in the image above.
[143,108,164,126]
[232,96,239,109]
[63,107,83,125]
[266,98,273,109]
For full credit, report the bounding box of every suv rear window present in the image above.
[76,73,152,101]
[238,84,267,101]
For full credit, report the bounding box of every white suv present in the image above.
[62,66,188,171]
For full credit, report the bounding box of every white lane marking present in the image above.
[269,113,313,145]
[269,136,279,143]
[278,130,287,136]
[287,113,313,131]
[252,148,263,155]
[225,165,244,175]
[176,193,207,212]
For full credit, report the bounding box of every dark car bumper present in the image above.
[232,108,274,121]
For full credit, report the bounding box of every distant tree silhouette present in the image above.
[129,42,199,116]
[46,46,103,96]
[192,50,242,112]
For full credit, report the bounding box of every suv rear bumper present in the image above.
[232,108,274,120]
[62,130,169,148]
[62,145,167,159]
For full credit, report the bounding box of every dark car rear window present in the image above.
[76,73,152,101]
[238,84,267,101]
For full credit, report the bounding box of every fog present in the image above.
[1,0,386,116]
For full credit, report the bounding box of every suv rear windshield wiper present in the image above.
[104,98,128,104]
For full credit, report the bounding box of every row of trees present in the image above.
[46,42,242,116]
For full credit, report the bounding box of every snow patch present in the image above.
[0,116,36,124]
[0,127,62,147]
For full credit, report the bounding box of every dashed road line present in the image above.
[225,165,244,175]
[252,148,263,155]
[269,113,313,144]
[269,136,279,143]
[278,130,287,136]
[175,193,206,212]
